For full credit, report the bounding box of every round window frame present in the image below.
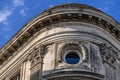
[62,50,82,65]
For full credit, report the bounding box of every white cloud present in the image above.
[0,0,27,25]
[20,9,27,16]
[13,0,24,7]
[13,0,28,17]
[0,9,12,25]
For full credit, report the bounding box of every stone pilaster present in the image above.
[28,45,46,80]
[100,44,118,80]
[20,60,31,80]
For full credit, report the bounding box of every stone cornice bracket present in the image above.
[28,44,46,67]
[39,44,46,57]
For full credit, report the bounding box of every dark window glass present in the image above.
[65,52,80,64]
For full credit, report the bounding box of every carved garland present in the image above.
[0,13,120,66]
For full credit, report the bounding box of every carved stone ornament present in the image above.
[56,41,105,75]
[28,45,46,67]
[100,44,118,68]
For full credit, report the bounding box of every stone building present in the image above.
[0,3,120,80]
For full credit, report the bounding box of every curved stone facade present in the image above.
[0,3,120,80]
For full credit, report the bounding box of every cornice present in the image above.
[42,69,104,80]
[0,3,120,67]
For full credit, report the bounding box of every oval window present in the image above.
[63,50,82,64]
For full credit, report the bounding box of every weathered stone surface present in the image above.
[0,3,120,80]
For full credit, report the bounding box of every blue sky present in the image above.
[0,0,120,48]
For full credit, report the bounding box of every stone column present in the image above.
[116,58,120,80]
[20,60,31,80]
[53,43,58,69]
